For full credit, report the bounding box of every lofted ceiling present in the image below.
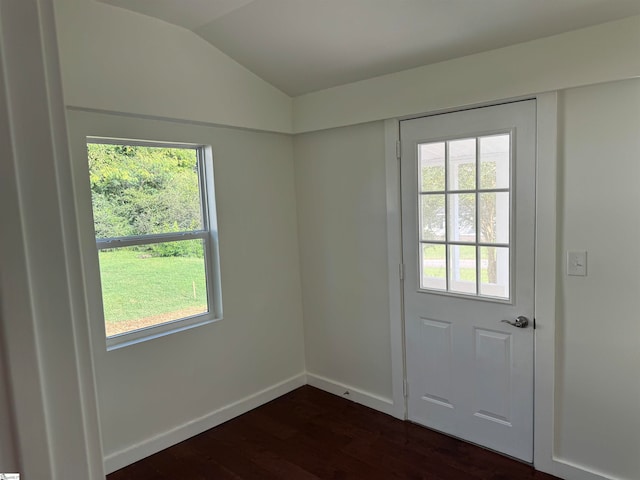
[99,0,640,96]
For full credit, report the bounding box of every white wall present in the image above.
[294,122,393,405]
[555,78,640,480]
[54,0,292,133]
[293,15,640,133]
[66,110,306,472]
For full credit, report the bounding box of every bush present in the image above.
[149,240,204,258]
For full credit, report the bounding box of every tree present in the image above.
[88,144,203,257]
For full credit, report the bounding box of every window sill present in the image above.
[106,313,222,351]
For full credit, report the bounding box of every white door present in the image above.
[401,100,536,461]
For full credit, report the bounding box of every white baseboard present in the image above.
[103,372,306,474]
[305,372,395,416]
[541,457,623,480]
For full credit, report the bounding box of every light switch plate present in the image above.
[567,250,587,276]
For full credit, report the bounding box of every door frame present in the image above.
[384,93,559,474]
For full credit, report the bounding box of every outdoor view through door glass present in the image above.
[419,133,511,299]
[88,142,210,337]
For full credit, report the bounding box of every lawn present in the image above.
[98,248,208,325]
[422,244,491,283]
[424,267,488,282]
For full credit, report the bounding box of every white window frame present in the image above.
[86,137,223,350]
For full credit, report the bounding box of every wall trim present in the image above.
[548,459,619,480]
[104,373,306,474]
[65,105,292,136]
[532,92,561,476]
[384,119,407,420]
[306,372,395,417]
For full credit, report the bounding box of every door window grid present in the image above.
[418,133,511,299]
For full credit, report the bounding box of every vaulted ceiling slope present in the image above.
[99,0,640,96]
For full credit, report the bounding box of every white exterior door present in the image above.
[401,100,536,461]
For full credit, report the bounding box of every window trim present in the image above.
[86,137,223,350]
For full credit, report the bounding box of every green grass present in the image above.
[422,244,490,283]
[98,248,207,323]
[424,267,489,283]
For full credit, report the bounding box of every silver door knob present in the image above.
[501,316,529,328]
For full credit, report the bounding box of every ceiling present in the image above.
[99,0,640,96]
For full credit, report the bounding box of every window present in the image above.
[87,139,222,348]
[418,133,511,299]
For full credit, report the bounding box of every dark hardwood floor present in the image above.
[108,386,561,480]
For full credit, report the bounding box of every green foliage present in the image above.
[88,143,203,257]
[421,164,444,191]
[149,237,204,258]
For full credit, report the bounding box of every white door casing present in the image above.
[401,100,536,461]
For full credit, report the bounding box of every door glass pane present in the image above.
[415,132,512,300]
[448,193,475,242]
[98,239,208,337]
[479,192,509,244]
[421,243,446,290]
[449,245,476,294]
[420,194,445,241]
[479,135,509,189]
[480,246,509,298]
[420,142,445,192]
[448,138,476,190]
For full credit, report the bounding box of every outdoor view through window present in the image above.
[88,141,212,339]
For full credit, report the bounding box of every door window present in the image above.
[418,133,511,299]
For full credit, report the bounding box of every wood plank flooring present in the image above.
[108,385,561,480]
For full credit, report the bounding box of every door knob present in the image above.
[501,316,529,328]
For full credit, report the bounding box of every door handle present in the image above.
[501,316,529,328]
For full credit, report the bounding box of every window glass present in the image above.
[88,144,203,238]
[87,141,218,342]
[419,142,445,192]
[98,240,208,337]
[448,138,476,190]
